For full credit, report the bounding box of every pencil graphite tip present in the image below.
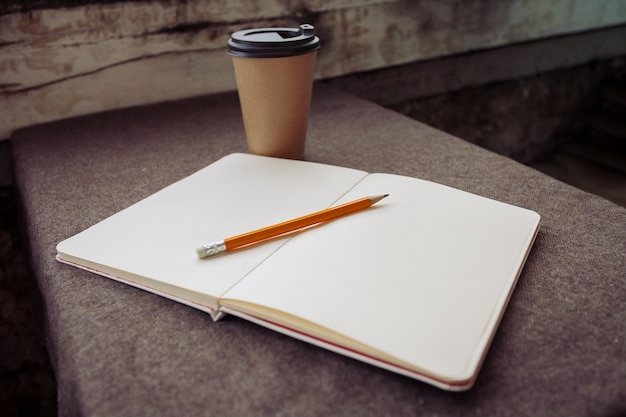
[370,194,389,205]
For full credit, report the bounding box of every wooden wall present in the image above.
[1,0,625,138]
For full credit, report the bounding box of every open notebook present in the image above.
[57,153,540,391]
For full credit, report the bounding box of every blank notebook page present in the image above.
[222,173,540,381]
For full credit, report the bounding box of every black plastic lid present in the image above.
[227,24,321,58]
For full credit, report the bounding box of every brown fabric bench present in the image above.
[11,83,626,416]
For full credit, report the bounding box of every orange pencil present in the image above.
[196,194,388,258]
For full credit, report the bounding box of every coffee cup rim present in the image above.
[227,24,321,58]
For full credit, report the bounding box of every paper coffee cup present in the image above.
[227,24,321,160]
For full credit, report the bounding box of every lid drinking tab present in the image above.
[227,24,321,58]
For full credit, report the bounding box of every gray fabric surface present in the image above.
[11,83,626,416]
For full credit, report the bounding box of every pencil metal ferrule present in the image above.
[202,240,226,257]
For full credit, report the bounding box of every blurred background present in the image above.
[1,1,625,415]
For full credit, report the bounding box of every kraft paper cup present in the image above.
[227,24,321,160]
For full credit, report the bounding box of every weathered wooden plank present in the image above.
[1,0,625,138]
[4,0,625,92]
[0,0,400,93]
[2,48,236,131]
[0,23,234,91]
[315,0,626,77]
[0,0,398,44]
